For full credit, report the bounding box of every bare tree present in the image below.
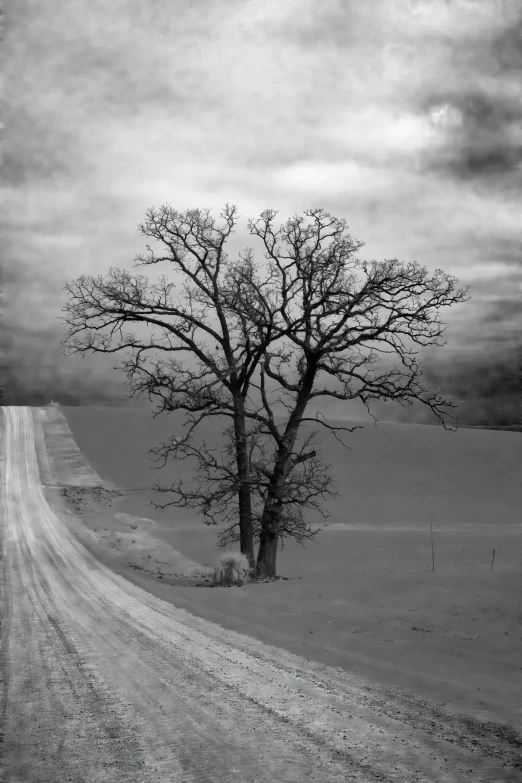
[61,204,278,568]
[225,208,470,577]
[61,204,469,581]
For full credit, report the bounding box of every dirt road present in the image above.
[1,406,520,782]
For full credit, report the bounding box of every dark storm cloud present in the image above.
[490,10,522,74]
[369,343,521,428]
[425,344,521,428]
[2,109,80,186]
[421,89,522,181]
[411,6,522,184]
[2,321,133,406]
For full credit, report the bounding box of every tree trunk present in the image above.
[256,526,279,579]
[255,360,318,578]
[233,395,255,568]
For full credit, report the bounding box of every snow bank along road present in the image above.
[1,406,520,782]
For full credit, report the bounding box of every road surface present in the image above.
[0,405,520,781]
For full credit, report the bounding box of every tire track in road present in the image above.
[0,406,520,782]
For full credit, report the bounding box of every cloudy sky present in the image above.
[4,0,521,414]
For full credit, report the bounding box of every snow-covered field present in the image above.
[1,404,520,781]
